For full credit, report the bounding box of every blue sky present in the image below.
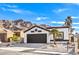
[0,3,79,32]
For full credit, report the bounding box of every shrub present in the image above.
[12,34,20,42]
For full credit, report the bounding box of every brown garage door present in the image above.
[0,33,7,42]
[27,34,47,43]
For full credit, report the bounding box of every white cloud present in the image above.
[36,17,41,20]
[73,22,79,24]
[51,20,79,25]
[51,21,57,23]
[0,7,22,13]
[6,5,17,8]
[36,17,48,21]
[51,21,64,24]
[72,26,79,29]
[8,9,22,13]
[53,8,68,13]
[72,16,79,19]
[11,9,33,14]
[1,7,6,11]
[3,4,18,8]
[0,7,33,14]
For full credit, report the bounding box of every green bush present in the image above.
[12,34,19,42]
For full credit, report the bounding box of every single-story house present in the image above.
[0,25,30,42]
[0,28,14,42]
[0,28,25,42]
[10,25,25,41]
[24,25,70,44]
[0,25,24,42]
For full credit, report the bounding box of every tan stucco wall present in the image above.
[20,30,24,38]
[7,30,14,38]
[13,30,24,38]
[0,29,14,42]
[0,28,25,42]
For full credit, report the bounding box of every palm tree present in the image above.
[50,28,59,45]
[64,16,73,42]
[64,16,72,27]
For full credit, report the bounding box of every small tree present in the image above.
[50,28,59,45]
[12,34,20,43]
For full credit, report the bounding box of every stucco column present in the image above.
[24,34,27,44]
[47,33,50,43]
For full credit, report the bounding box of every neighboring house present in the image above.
[11,25,25,39]
[0,23,13,42]
[0,28,14,42]
[0,28,7,42]
[0,24,24,42]
[24,25,70,44]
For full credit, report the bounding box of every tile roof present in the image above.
[24,25,50,33]
[47,26,69,29]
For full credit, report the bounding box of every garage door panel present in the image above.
[27,34,47,43]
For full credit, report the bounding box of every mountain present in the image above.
[0,19,49,30]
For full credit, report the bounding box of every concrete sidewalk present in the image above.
[32,51,68,55]
[0,47,35,51]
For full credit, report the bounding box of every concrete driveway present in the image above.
[12,43,47,48]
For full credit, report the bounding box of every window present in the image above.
[31,31,34,32]
[38,30,42,32]
[35,29,37,31]
[55,32,64,40]
[14,32,20,36]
